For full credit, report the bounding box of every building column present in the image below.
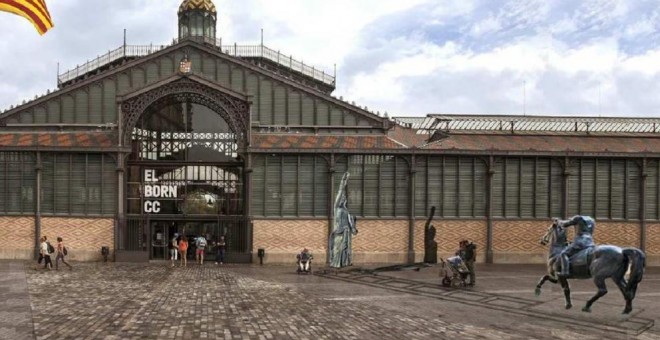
[34,152,42,260]
[485,155,494,264]
[407,154,416,264]
[245,152,254,258]
[562,157,570,219]
[640,159,647,252]
[326,154,335,264]
[116,153,125,254]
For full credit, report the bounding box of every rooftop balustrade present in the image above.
[57,36,335,87]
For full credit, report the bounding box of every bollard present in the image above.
[101,246,109,262]
[257,248,265,265]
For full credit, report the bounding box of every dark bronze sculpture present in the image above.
[535,217,646,314]
[329,172,358,268]
[423,206,437,264]
[557,215,595,277]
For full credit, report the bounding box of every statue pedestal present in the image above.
[317,265,361,276]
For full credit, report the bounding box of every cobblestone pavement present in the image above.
[0,261,34,340]
[25,262,533,340]
[8,261,660,340]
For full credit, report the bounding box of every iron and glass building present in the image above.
[1,0,659,265]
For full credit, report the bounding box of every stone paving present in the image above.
[1,260,658,340]
[24,262,530,340]
[0,261,34,340]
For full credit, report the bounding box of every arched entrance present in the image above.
[118,76,251,262]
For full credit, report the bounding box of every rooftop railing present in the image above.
[57,36,336,86]
[395,115,660,134]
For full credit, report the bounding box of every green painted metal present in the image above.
[2,44,377,129]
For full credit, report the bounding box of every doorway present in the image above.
[149,218,248,262]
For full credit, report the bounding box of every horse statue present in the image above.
[534,220,645,314]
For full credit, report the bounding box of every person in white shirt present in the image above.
[36,236,52,270]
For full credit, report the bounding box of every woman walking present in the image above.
[55,237,72,270]
[178,236,188,267]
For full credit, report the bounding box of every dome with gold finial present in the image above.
[178,0,217,15]
[178,0,217,40]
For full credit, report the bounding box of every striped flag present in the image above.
[0,0,53,35]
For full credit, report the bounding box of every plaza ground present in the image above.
[0,260,658,340]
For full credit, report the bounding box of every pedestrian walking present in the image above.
[36,236,53,270]
[178,236,188,267]
[169,233,179,267]
[215,236,226,265]
[55,237,72,270]
[195,234,207,265]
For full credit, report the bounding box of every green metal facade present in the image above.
[0,152,116,216]
[250,154,655,221]
[4,46,380,130]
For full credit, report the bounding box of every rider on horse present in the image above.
[557,215,595,277]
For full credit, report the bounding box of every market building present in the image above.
[1,0,658,265]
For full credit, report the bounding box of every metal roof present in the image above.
[394,115,660,134]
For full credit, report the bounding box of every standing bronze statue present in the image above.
[423,206,437,264]
[329,172,358,268]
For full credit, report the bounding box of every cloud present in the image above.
[1,0,660,118]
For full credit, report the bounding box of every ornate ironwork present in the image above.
[121,78,250,148]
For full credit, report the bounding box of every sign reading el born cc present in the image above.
[143,169,178,213]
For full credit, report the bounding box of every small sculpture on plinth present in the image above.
[424,206,437,264]
[329,172,358,268]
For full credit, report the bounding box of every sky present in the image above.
[2,0,660,118]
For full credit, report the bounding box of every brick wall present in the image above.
[41,217,114,261]
[0,217,35,259]
[492,220,550,263]
[352,219,408,263]
[4,215,654,265]
[253,220,327,264]
[647,223,660,266]
[253,219,409,264]
[0,216,114,261]
[414,219,487,263]
[594,222,641,248]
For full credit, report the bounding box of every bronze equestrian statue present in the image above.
[558,215,595,277]
[535,216,645,314]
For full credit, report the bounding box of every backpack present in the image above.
[46,242,54,254]
[197,238,207,248]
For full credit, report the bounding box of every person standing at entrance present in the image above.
[215,236,226,265]
[178,236,188,267]
[169,233,179,268]
[195,234,207,265]
[55,237,72,270]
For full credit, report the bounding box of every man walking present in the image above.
[195,234,207,265]
[215,236,226,265]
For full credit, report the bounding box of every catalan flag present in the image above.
[0,0,53,35]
